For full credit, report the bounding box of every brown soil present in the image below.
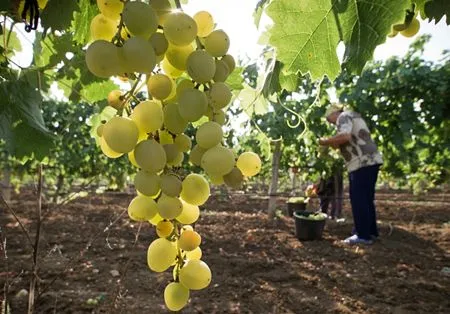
[1,188,449,313]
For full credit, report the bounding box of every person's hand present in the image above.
[330,142,340,149]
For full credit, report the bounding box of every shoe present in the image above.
[342,234,373,245]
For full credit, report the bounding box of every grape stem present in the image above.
[173,221,184,282]
[174,0,182,9]
[121,74,143,112]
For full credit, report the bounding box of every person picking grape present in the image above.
[319,103,383,245]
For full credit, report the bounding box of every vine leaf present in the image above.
[425,0,450,25]
[88,106,117,145]
[72,0,98,45]
[265,0,409,80]
[81,80,118,103]
[237,84,269,116]
[0,76,54,160]
[40,0,79,33]
[0,30,22,57]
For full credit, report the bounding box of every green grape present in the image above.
[149,32,169,56]
[176,79,195,98]
[96,124,104,137]
[121,37,156,74]
[163,144,179,164]
[204,30,230,57]
[163,12,197,46]
[147,238,177,272]
[189,145,206,166]
[181,225,194,233]
[178,88,208,122]
[162,57,184,78]
[149,212,164,225]
[103,117,139,153]
[201,145,235,176]
[174,133,192,152]
[165,44,194,71]
[134,139,167,173]
[128,150,139,167]
[149,0,172,25]
[193,11,214,37]
[156,220,174,238]
[206,108,226,125]
[130,100,163,134]
[134,170,161,197]
[160,174,182,197]
[90,14,118,41]
[96,0,123,20]
[100,136,123,158]
[178,230,201,251]
[186,50,216,84]
[208,82,232,110]
[209,174,224,185]
[221,54,235,73]
[168,152,184,167]
[164,79,178,103]
[157,194,183,219]
[147,74,172,100]
[196,121,223,149]
[138,128,149,142]
[164,282,189,312]
[223,167,244,189]
[236,152,262,177]
[213,59,230,83]
[122,1,158,38]
[180,174,210,206]
[128,195,158,221]
[177,200,200,224]
[163,103,188,134]
[85,40,122,78]
[107,90,124,110]
[401,18,420,37]
[179,260,212,290]
[185,247,202,260]
[159,129,174,145]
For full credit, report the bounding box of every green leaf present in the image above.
[413,0,429,19]
[262,59,281,98]
[424,0,450,24]
[265,0,409,80]
[72,0,99,45]
[88,106,117,144]
[0,30,22,57]
[81,80,118,103]
[226,67,244,91]
[40,0,79,32]
[254,0,271,27]
[0,76,54,160]
[34,33,73,69]
[237,84,269,116]
[279,70,299,92]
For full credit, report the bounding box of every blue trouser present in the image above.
[349,164,380,240]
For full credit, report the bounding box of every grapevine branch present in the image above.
[27,164,44,314]
[0,192,34,249]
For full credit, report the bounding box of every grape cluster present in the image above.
[87,0,261,311]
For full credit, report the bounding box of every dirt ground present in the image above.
[1,188,449,314]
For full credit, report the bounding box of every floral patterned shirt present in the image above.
[336,111,383,173]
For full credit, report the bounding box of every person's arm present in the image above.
[320,112,353,148]
[319,133,351,148]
